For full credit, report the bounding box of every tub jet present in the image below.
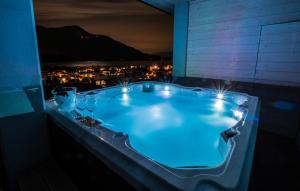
[143,83,154,92]
[221,129,238,142]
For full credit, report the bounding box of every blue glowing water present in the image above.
[77,84,242,168]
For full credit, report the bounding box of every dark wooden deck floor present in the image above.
[249,130,300,191]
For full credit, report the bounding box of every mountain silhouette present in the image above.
[36,25,160,62]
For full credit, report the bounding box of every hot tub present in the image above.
[46,82,260,191]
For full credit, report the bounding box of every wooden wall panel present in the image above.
[187,0,300,85]
[255,22,300,84]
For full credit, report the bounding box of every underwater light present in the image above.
[164,85,170,91]
[122,94,129,100]
[163,90,171,97]
[122,87,128,93]
[217,93,224,99]
[233,109,243,119]
[121,94,129,106]
[214,99,224,111]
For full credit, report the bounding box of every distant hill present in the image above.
[156,52,172,59]
[36,25,161,62]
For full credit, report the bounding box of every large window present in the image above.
[34,0,173,99]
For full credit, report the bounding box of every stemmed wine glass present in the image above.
[75,94,87,122]
[86,92,98,127]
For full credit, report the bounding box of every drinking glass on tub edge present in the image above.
[86,93,98,127]
[75,94,87,122]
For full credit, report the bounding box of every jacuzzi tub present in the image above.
[46,82,260,191]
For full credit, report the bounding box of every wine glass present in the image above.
[86,93,98,127]
[75,94,87,122]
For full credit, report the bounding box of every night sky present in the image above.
[33,0,173,55]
